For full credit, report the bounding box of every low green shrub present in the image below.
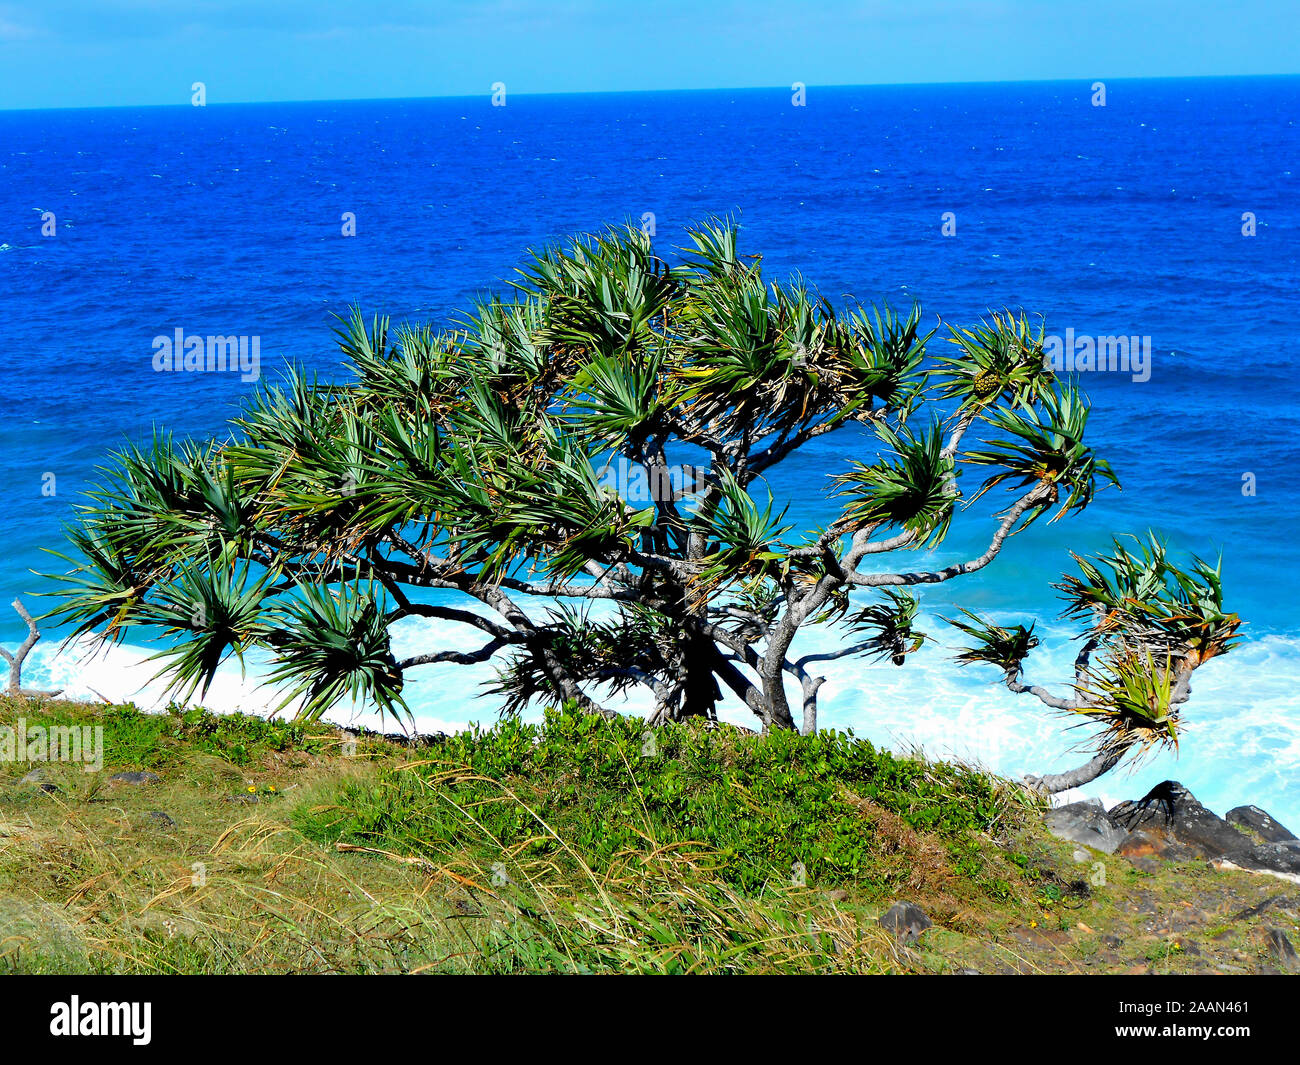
[297,708,1028,897]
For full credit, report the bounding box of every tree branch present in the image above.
[1005,675,1077,711]
[845,482,1053,588]
[1027,747,1126,795]
[397,634,520,670]
[1,598,62,697]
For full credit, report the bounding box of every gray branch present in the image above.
[845,482,1053,589]
[396,634,521,670]
[1005,674,1077,711]
[0,598,62,698]
[1026,747,1126,795]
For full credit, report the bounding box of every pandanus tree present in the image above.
[45,221,1240,792]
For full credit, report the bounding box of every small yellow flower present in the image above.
[267,785,277,792]
[247,785,256,793]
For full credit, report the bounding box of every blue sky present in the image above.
[0,0,1296,110]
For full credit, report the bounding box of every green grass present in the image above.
[295,708,1031,902]
[2,696,336,769]
[1,696,1295,974]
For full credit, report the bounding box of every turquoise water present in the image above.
[1,79,1297,821]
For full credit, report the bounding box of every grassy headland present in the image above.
[0,696,1293,974]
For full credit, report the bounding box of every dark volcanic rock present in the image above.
[1264,929,1300,973]
[878,901,932,943]
[1226,805,1297,843]
[108,771,160,786]
[1121,854,1165,874]
[1044,785,1300,879]
[146,810,176,828]
[1108,782,1300,879]
[20,768,59,794]
[1246,841,1300,877]
[1117,828,1196,862]
[1045,799,1128,854]
[1109,782,1253,861]
[1233,895,1300,921]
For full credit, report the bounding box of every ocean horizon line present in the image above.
[4,71,1300,115]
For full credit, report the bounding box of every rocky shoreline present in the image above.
[1047,780,1300,882]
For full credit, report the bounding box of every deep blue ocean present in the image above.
[1,78,1297,821]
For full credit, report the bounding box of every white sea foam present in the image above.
[22,608,1300,829]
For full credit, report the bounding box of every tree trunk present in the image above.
[801,675,824,736]
[1028,748,1125,794]
[677,627,721,719]
[759,670,798,731]
[1,598,60,698]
